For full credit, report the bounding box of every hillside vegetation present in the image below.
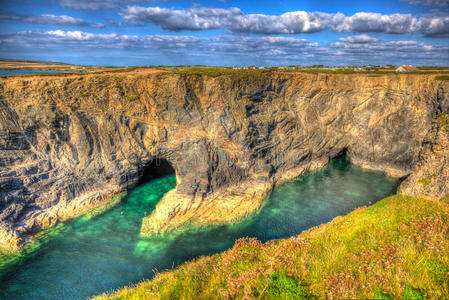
[95,195,449,299]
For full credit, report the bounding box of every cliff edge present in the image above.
[1,69,448,250]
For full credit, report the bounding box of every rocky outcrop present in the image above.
[0,69,448,250]
[399,112,449,200]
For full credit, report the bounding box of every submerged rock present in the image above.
[0,69,448,249]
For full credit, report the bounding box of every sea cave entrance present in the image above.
[138,157,176,185]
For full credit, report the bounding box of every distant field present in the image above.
[378,67,449,72]
[0,59,78,70]
[0,58,142,77]
[0,67,167,78]
[164,66,449,76]
[1,61,448,77]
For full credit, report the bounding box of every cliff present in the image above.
[1,69,448,250]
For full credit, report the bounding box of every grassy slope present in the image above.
[95,195,449,299]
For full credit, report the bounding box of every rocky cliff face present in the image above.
[1,69,448,250]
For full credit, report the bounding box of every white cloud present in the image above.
[6,30,198,49]
[119,6,449,37]
[417,13,449,37]
[331,12,418,33]
[227,11,332,34]
[0,30,320,57]
[331,35,449,59]
[1,30,447,66]
[120,6,243,30]
[206,35,321,56]
[0,14,104,27]
[332,12,449,37]
[120,6,334,33]
[338,34,379,43]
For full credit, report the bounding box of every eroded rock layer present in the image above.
[1,69,448,249]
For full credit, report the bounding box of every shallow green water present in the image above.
[0,157,398,299]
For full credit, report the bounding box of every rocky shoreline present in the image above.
[1,69,448,250]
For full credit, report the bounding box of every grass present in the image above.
[418,174,437,186]
[170,66,449,77]
[80,93,100,100]
[2,66,449,79]
[297,69,449,75]
[418,66,449,70]
[0,67,137,79]
[124,95,138,101]
[439,112,449,128]
[435,76,449,81]
[439,112,449,133]
[94,195,449,299]
[172,66,270,78]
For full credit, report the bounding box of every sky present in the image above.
[0,0,448,66]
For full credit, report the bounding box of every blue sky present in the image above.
[0,0,448,66]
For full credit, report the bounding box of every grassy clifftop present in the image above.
[95,195,449,299]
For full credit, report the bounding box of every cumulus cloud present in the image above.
[119,5,449,37]
[228,11,333,34]
[331,12,418,33]
[417,13,449,37]
[120,6,334,33]
[58,0,159,10]
[120,6,243,30]
[0,14,104,27]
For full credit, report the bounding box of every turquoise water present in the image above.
[0,69,67,76]
[0,157,398,299]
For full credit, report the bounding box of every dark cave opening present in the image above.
[138,158,175,185]
[334,148,349,160]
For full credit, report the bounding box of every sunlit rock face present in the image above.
[0,70,448,249]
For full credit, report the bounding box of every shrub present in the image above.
[124,95,138,101]
[267,269,309,299]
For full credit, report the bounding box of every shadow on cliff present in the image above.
[138,158,175,185]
